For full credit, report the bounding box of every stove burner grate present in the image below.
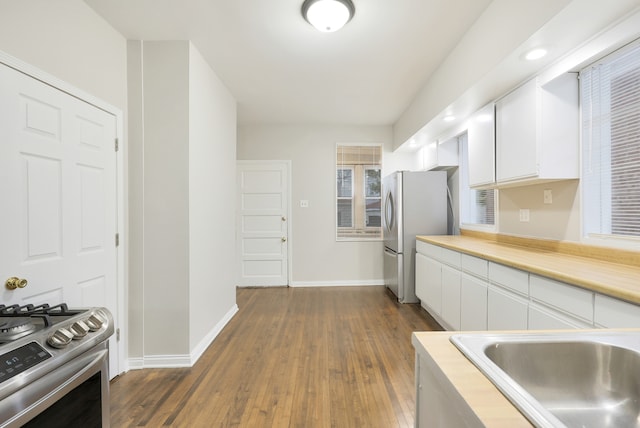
[0,303,86,330]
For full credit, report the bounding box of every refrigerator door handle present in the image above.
[384,190,394,232]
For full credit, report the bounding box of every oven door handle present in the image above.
[0,347,109,428]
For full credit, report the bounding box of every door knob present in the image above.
[282,216,286,222]
[281,237,287,242]
[5,277,28,290]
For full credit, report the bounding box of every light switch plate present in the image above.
[544,189,552,204]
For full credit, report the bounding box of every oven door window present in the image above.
[22,372,102,428]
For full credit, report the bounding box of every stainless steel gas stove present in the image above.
[0,304,114,427]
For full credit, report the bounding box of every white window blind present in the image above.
[581,41,640,238]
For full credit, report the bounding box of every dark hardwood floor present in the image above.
[109,286,442,427]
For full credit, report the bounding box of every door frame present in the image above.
[0,50,127,375]
[237,160,292,286]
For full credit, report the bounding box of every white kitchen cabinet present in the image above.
[487,285,528,330]
[416,252,442,316]
[441,265,461,330]
[466,103,495,187]
[595,294,640,328]
[460,273,488,330]
[415,353,484,427]
[529,274,593,323]
[495,73,579,187]
[421,136,459,171]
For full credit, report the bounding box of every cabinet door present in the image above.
[416,254,442,316]
[441,266,461,330]
[460,274,488,331]
[467,103,495,187]
[487,285,528,330]
[415,252,428,301]
[496,78,538,182]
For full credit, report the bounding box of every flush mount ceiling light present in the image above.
[524,47,548,61]
[302,0,355,33]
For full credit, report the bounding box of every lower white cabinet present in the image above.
[416,240,640,333]
[441,266,461,330]
[487,285,528,330]
[460,274,488,330]
[416,252,442,316]
[416,353,484,427]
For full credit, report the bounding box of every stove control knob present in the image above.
[70,320,89,339]
[85,312,106,332]
[48,328,74,349]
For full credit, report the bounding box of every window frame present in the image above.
[335,143,383,241]
[458,132,498,232]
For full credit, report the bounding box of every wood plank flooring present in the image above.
[109,286,442,427]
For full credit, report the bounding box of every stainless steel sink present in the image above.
[450,331,640,428]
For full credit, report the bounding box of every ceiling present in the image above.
[84,0,492,126]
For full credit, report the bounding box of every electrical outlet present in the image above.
[519,209,530,222]
[300,200,309,208]
[544,189,553,204]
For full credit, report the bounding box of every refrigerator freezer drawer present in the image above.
[384,248,403,302]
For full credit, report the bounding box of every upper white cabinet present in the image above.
[494,73,579,187]
[466,103,495,187]
[421,136,458,171]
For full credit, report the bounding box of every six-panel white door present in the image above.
[0,62,119,375]
[237,161,289,286]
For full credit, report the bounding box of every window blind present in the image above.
[581,41,640,237]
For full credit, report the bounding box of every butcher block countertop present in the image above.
[416,230,640,305]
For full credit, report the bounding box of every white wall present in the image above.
[237,124,413,285]
[139,41,191,356]
[187,44,237,350]
[0,0,127,110]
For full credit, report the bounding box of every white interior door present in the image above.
[0,62,119,375]
[237,161,290,286]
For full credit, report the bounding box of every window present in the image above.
[581,41,640,239]
[336,144,382,240]
[458,133,496,228]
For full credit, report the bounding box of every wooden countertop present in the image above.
[412,331,533,427]
[416,233,640,305]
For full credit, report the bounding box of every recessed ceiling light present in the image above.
[524,48,548,61]
[443,115,455,122]
[302,0,355,33]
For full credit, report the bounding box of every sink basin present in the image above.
[450,331,640,428]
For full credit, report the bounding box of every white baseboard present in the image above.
[289,280,384,287]
[189,304,239,365]
[126,303,239,370]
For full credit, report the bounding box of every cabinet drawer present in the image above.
[594,294,640,328]
[440,248,461,268]
[488,262,528,295]
[530,275,593,323]
[416,240,441,259]
[461,254,488,278]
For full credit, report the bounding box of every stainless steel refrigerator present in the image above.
[382,170,447,303]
